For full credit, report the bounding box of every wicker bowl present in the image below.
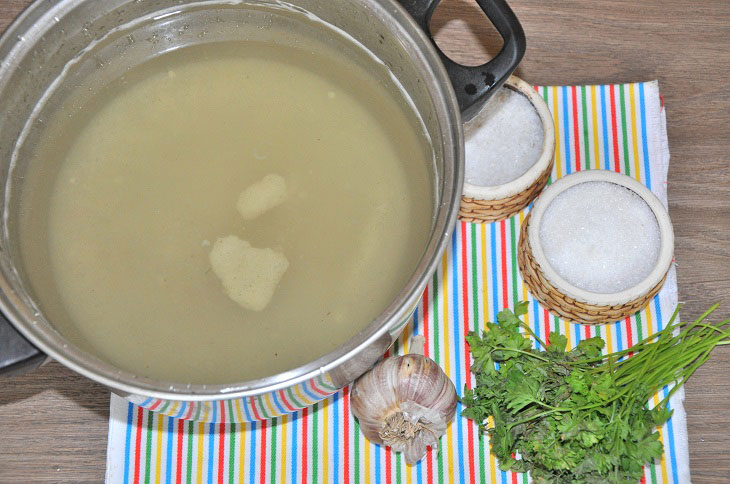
[518,170,674,325]
[459,75,555,223]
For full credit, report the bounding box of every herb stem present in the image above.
[493,347,551,362]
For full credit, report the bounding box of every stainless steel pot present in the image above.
[0,0,523,422]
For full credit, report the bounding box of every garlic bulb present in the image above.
[350,335,457,465]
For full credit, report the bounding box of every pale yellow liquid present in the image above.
[18,39,433,383]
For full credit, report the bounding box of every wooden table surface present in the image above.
[1,0,729,482]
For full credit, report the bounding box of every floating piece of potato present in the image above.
[236,174,287,220]
[209,235,289,311]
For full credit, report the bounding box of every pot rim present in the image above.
[0,0,464,401]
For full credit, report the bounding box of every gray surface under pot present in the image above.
[0,0,523,422]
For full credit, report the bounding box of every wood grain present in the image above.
[1,0,729,482]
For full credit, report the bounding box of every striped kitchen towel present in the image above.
[106,80,690,484]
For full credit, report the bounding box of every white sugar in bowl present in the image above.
[518,170,674,324]
[459,75,555,223]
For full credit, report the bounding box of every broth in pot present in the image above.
[16,6,434,384]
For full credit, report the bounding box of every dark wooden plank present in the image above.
[0,361,109,482]
[1,0,729,481]
[0,0,31,32]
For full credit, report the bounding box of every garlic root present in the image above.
[350,335,457,465]
[410,334,425,356]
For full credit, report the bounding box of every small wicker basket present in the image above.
[517,170,674,325]
[459,76,555,223]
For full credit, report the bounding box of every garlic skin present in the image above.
[350,336,457,465]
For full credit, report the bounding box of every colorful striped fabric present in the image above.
[106,81,690,484]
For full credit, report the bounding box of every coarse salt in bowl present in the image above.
[518,170,674,324]
[459,75,555,223]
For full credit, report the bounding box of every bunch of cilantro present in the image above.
[462,302,730,484]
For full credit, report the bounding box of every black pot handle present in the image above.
[0,311,45,376]
[397,0,526,121]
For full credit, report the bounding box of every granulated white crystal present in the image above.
[465,87,544,187]
[538,181,661,294]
